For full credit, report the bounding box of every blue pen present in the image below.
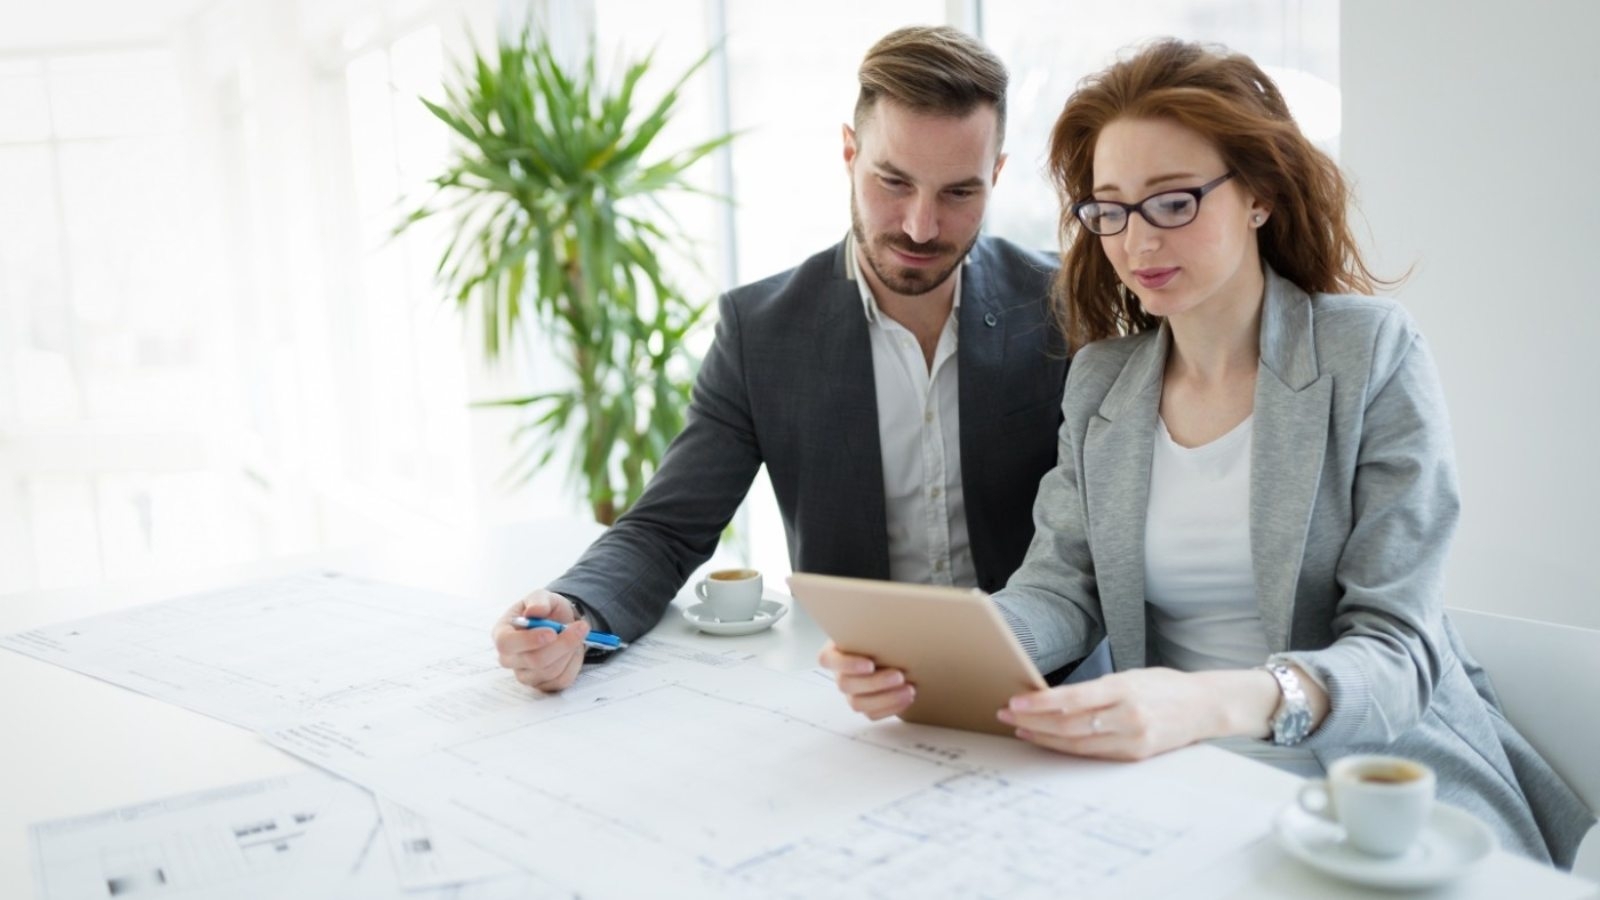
[512,616,628,651]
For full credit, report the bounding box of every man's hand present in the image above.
[491,589,593,692]
[818,640,916,720]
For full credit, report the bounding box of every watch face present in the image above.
[1275,708,1312,745]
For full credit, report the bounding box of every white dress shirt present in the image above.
[846,234,974,588]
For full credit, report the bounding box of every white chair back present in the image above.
[1448,607,1600,878]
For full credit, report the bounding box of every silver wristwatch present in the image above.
[1261,659,1312,746]
[564,596,619,661]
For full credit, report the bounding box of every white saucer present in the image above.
[1273,800,1496,889]
[682,599,788,636]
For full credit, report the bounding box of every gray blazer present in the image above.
[551,236,1067,641]
[994,268,1593,866]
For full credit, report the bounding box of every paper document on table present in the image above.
[375,796,521,890]
[269,658,1282,899]
[1,574,753,892]
[0,572,751,735]
[27,771,566,899]
[7,572,1279,897]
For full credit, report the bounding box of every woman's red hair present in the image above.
[1049,39,1390,350]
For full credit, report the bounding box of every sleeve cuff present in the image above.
[1273,648,1377,750]
[995,600,1041,664]
[563,593,613,635]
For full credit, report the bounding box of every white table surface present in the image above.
[1,519,1593,899]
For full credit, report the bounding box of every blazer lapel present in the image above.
[956,247,1005,455]
[815,241,890,576]
[1249,270,1332,652]
[1084,327,1168,671]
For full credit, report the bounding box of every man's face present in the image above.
[845,100,1005,298]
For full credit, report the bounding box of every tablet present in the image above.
[787,573,1046,736]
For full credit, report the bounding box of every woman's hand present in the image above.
[998,667,1284,761]
[818,641,916,720]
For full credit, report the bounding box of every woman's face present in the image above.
[1089,117,1267,323]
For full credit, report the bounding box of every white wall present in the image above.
[1341,1,1600,628]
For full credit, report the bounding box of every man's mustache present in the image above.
[879,235,956,256]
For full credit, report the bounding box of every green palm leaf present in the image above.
[400,27,732,524]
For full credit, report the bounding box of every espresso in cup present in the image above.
[1299,755,1435,857]
[710,568,759,582]
[696,568,763,622]
[1355,762,1428,785]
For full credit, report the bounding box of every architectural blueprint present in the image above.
[376,795,521,890]
[8,572,1281,898]
[0,571,751,736]
[3,573,752,892]
[28,771,566,900]
[270,658,1282,899]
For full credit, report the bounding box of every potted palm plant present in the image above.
[401,30,732,525]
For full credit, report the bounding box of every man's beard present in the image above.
[850,192,975,297]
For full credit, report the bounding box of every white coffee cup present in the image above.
[695,568,763,622]
[1298,754,1436,857]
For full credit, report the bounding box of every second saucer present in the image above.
[683,598,788,636]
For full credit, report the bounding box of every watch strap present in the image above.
[1261,659,1312,746]
[564,595,619,663]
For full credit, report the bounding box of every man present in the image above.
[493,25,1067,691]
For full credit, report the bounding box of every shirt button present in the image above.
[934,560,947,572]
[930,486,942,499]
[924,411,934,424]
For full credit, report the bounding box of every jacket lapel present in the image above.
[1249,270,1332,652]
[815,240,889,576]
[956,244,1005,459]
[1084,326,1168,671]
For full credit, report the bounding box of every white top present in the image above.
[1144,414,1269,671]
[1145,414,1322,776]
[846,234,974,588]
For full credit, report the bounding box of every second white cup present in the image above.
[696,568,763,622]
[1298,754,1436,857]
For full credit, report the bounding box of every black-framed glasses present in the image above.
[1071,172,1235,236]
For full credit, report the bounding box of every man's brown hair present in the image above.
[854,26,1008,145]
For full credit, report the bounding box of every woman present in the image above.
[821,39,1590,866]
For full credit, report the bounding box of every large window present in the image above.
[984,0,1340,248]
[0,1,1338,596]
[336,23,476,525]
[718,1,947,284]
[0,3,503,595]
[0,48,231,591]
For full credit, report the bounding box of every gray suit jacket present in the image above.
[551,236,1067,640]
[995,268,1593,866]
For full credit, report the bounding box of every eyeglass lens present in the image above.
[1078,191,1201,235]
